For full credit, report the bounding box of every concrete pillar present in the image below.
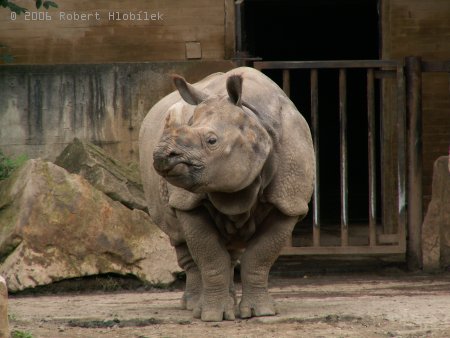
[422,156,450,272]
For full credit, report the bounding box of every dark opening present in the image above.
[242,0,380,240]
[243,0,379,61]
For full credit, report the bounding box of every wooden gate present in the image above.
[253,58,435,264]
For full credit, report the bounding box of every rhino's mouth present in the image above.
[163,163,204,191]
[153,154,199,173]
[165,162,202,177]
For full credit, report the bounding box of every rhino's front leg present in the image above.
[175,243,202,310]
[178,208,235,322]
[239,208,298,318]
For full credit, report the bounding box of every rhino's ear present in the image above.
[226,74,243,106]
[171,74,208,105]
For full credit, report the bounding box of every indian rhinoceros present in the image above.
[139,67,315,321]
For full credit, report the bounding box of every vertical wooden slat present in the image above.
[311,68,320,247]
[282,69,290,98]
[235,0,243,53]
[339,68,349,246]
[224,0,236,60]
[406,56,423,270]
[234,0,245,67]
[380,74,397,235]
[396,64,407,253]
[367,68,377,247]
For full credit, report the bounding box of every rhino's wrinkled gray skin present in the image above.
[139,67,315,321]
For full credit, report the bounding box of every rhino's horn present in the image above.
[226,74,243,106]
[171,74,208,105]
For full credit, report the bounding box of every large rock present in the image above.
[54,138,147,211]
[0,276,9,338]
[0,159,180,292]
[422,156,450,272]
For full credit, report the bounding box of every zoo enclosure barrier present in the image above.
[254,57,450,269]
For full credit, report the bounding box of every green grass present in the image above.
[11,330,34,338]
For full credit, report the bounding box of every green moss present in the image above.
[0,200,19,239]
[39,161,79,209]
[0,161,25,260]
[0,150,27,181]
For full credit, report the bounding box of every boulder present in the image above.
[0,159,180,292]
[422,156,450,272]
[0,276,9,338]
[54,138,147,211]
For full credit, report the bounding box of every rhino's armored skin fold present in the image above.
[139,67,315,321]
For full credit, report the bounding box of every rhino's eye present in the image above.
[205,133,218,148]
[207,137,217,145]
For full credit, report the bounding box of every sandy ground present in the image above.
[8,272,450,338]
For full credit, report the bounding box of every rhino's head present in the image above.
[153,74,272,194]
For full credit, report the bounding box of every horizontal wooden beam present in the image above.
[254,60,401,70]
[421,61,450,72]
[377,234,400,244]
[254,60,450,72]
[280,245,405,256]
[375,70,397,79]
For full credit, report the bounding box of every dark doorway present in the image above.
[242,0,379,61]
[242,0,380,231]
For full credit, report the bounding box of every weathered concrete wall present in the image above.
[0,61,234,164]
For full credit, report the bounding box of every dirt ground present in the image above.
[8,271,450,338]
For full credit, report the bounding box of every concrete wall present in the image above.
[0,61,235,164]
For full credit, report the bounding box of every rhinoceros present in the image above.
[139,67,315,321]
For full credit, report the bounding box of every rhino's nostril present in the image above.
[153,148,187,174]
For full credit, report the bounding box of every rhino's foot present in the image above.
[181,291,201,310]
[239,293,277,318]
[193,293,236,322]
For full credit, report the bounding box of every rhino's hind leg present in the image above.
[175,244,202,310]
[239,209,298,318]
